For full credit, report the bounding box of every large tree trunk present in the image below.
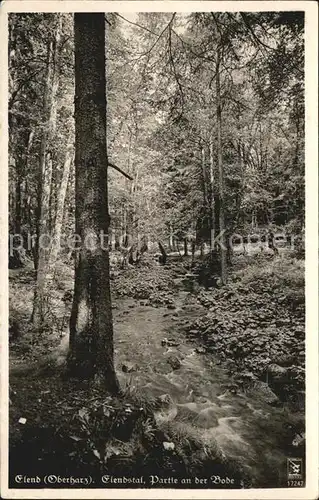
[216,49,227,285]
[68,13,119,393]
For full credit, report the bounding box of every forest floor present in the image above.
[8,251,305,489]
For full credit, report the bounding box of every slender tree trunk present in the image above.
[216,49,227,284]
[35,43,52,270]
[169,224,174,252]
[68,13,119,393]
[209,134,217,266]
[132,167,139,244]
[9,158,15,231]
[15,165,22,235]
[122,207,127,246]
[234,141,243,227]
[183,237,188,256]
[158,241,167,265]
[201,146,207,207]
[24,130,34,230]
[32,153,53,325]
[169,224,176,252]
[191,238,196,267]
[48,128,74,267]
[114,228,120,250]
[32,15,62,323]
[126,133,136,245]
[12,129,34,263]
[34,16,62,270]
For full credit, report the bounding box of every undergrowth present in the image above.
[186,254,305,406]
[9,370,247,489]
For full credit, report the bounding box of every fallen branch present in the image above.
[108,161,133,181]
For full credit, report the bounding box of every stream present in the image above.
[113,283,304,488]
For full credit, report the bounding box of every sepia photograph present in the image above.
[1,1,318,499]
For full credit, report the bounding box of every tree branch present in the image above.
[115,13,159,36]
[168,18,184,117]
[134,13,176,60]
[108,161,133,181]
[240,13,276,51]
[105,15,113,27]
[9,68,45,110]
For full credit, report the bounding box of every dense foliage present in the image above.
[9,12,304,259]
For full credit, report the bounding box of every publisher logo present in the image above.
[287,458,303,480]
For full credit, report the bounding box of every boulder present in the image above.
[252,381,280,406]
[122,362,138,373]
[267,363,289,383]
[196,407,219,429]
[167,303,176,310]
[188,329,199,337]
[158,394,173,407]
[167,355,181,370]
[161,338,180,347]
[195,346,207,354]
[272,354,296,366]
[243,371,257,379]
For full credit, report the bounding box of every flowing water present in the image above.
[113,287,304,488]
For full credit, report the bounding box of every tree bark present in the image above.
[24,130,34,228]
[68,13,119,393]
[32,16,62,325]
[216,49,227,285]
[190,238,196,267]
[169,223,176,252]
[34,15,62,270]
[158,241,167,265]
[32,153,53,325]
[48,128,73,267]
[201,146,208,207]
[209,133,218,268]
[183,237,188,256]
[176,240,183,261]
[15,165,22,235]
